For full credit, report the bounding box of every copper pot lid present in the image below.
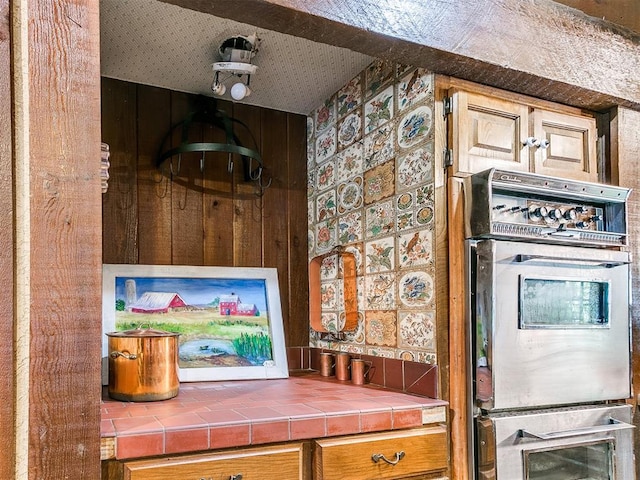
[106,325,179,338]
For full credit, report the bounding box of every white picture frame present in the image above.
[102,264,288,384]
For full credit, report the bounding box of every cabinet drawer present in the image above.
[313,426,447,480]
[122,443,307,480]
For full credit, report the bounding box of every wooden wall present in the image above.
[100,78,309,347]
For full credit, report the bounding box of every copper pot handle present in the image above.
[110,351,137,360]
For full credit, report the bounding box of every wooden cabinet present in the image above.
[313,426,448,480]
[112,443,309,480]
[447,87,598,182]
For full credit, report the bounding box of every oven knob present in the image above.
[591,215,603,222]
[492,204,507,210]
[528,206,547,218]
[547,208,562,220]
[563,208,577,220]
[575,221,588,228]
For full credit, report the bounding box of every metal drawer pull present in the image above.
[371,451,405,465]
[514,254,630,268]
[519,417,634,440]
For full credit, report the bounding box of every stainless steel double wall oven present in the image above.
[465,169,635,480]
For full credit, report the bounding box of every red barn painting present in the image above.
[128,292,187,314]
[219,294,258,316]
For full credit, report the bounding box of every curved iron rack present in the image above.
[156,96,269,194]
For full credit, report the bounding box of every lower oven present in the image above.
[476,404,635,480]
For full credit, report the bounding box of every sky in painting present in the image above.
[115,276,269,311]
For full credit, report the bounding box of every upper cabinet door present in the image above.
[449,88,529,174]
[531,109,598,182]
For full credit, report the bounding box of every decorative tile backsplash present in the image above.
[308,59,437,365]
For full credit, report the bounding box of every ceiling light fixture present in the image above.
[211,34,259,102]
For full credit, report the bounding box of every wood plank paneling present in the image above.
[101,82,308,349]
[137,84,172,265]
[25,0,102,477]
[0,0,14,477]
[101,79,139,264]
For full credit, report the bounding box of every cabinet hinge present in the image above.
[443,148,454,168]
[443,96,453,117]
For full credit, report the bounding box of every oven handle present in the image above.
[514,254,630,269]
[519,417,635,440]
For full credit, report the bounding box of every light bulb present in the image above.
[211,82,226,96]
[230,82,251,100]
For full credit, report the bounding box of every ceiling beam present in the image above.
[161,0,640,112]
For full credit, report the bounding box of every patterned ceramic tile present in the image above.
[397,229,433,268]
[396,145,434,191]
[398,310,435,350]
[365,310,397,347]
[416,205,434,226]
[307,199,314,225]
[364,86,394,134]
[337,211,363,244]
[337,109,362,150]
[316,189,336,221]
[316,157,336,192]
[337,176,363,213]
[397,68,433,112]
[319,254,339,280]
[365,346,396,358]
[308,229,315,256]
[363,160,395,205]
[337,74,362,118]
[364,273,396,310]
[397,105,433,150]
[399,350,415,361]
[343,243,364,275]
[336,140,364,182]
[365,236,395,273]
[315,96,336,134]
[343,312,365,343]
[396,211,414,232]
[315,126,337,163]
[320,280,339,309]
[365,199,395,239]
[415,352,437,364]
[398,270,434,308]
[365,59,394,99]
[416,184,434,205]
[364,125,395,170]
[307,169,316,198]
[321,312,340,332]
[397,63,413,77]
[315,218,337,252]
[307,116,314,141]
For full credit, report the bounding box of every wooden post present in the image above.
[10,0,103,478]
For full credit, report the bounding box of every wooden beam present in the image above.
[162,0,640,112]
[11,0,103,477]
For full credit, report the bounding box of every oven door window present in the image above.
[519,277,610,328]
[524,440,613,480]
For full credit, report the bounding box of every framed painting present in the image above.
[102,264,288,383]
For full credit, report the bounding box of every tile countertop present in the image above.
[101,372,448,461]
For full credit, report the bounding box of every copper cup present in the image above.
[319,352,335,377]
[350,359,371,385]
[335,353,351,381]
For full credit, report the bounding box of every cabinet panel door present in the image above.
[314,426,447,480]
[122,443,306,480]
[449,89,529,174]
[532,109,597,182]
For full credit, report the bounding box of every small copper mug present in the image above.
[335,353,351,381]
[350,359,371,385]
[319,352,335,377]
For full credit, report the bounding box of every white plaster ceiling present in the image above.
[100,0,374,115]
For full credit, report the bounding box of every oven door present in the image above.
[474,239,630,411]
[476,404,635,480]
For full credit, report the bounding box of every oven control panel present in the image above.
[491,194,604,231]
[465,169,630,246]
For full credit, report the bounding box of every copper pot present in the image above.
[106,326,180,402]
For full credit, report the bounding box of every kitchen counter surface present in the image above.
[101,372,447,460]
